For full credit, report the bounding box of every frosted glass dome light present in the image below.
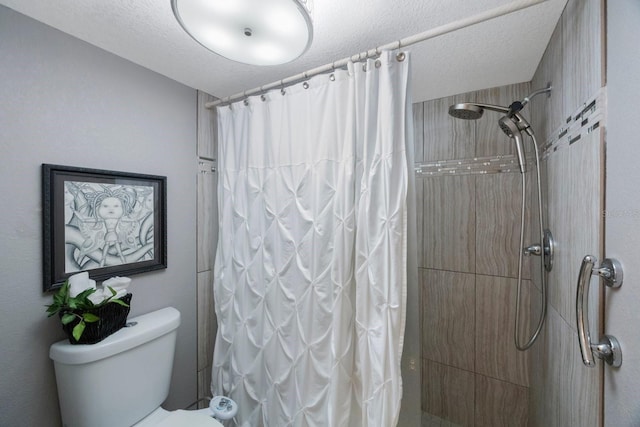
[172,0,313,66]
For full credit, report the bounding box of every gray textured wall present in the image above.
[604,1,640,424]
[0,6,198,426]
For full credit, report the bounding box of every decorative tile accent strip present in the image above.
[541,87,606,159]
[415,155,521,177]
[414,88,607,176]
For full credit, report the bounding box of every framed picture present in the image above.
[42,164,167,291]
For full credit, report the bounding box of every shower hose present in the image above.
[514,132,547,351]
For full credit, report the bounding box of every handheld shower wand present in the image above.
[497,115,527,174]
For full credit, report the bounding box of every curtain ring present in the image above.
[302,82,309,89]
[396,52,406,62]
[329,73,335,81]
[260,94,266,102]
[375,59,382,68]
[243,99,249,106]
[362,63,367,72]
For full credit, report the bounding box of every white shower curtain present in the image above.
[212,51,411,427]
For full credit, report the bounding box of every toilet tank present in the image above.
[49,307,181,427]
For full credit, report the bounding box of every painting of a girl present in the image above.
[64,182,155,272]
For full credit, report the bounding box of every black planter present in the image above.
[60,293,132,345]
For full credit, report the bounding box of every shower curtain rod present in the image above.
[205,0,548,109]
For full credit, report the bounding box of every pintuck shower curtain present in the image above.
[212,51,412,427]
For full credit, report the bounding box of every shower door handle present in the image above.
[576,255,623,368]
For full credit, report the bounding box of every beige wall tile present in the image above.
[475,374,528,427]
[196,91,218,413]
[422,360,475,427]
[476,173,531,279]
[416,178,424,268]
[414,101,425,163]
[545,129,602,329]
[567,129,602,332]
[527,285,547,427]
[564,321,600,427]
[540,305,562,426]
[563,0,602,117]
[197,270,216,372]
[528,162,546,293]
[475,83,531,158]
[534,306,600,426]
[475,275,530,387]
[422,269,476,370]
[544,149,565,319]
[531,17,564,142]
[423,93,476,162]
[197,161,218,272]
[197,91,217,159]
[197,365,213,408]
[422,175,476,273]
[422,412,464,427]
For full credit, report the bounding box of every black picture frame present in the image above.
[42,164,167,292]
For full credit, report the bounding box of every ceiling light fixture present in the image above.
[172,0,313,66]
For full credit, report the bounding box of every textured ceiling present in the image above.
[0,0,567,102]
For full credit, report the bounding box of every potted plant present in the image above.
[46,280,131,344]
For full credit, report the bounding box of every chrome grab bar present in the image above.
[575,255,623,368]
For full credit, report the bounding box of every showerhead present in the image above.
[448,103,484,120]
[448,102,512,120]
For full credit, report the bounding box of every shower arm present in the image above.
[467,103,511,114]
[473,84,552,124]
[521,85,553,107]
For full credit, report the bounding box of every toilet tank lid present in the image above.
[50,307,181,365]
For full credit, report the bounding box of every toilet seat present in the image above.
[155,410,223,427]
[134,408,223,427]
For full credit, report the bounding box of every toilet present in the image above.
[49,307,224,427]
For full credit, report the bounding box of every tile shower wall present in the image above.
[196,91,218,407]
[416,82,532,426]
[527,0,604,426]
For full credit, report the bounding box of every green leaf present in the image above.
[67,299,78,309]
[82,313,100,323]
[53,292,64,306]
[60,280,69,298]
[61,313,76,325]
[72,321,86,341]
[47,280,69,315]
[109,298,129,307]
[75,288,97,301]
[107,286,116,297]
[46,304,59,316]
